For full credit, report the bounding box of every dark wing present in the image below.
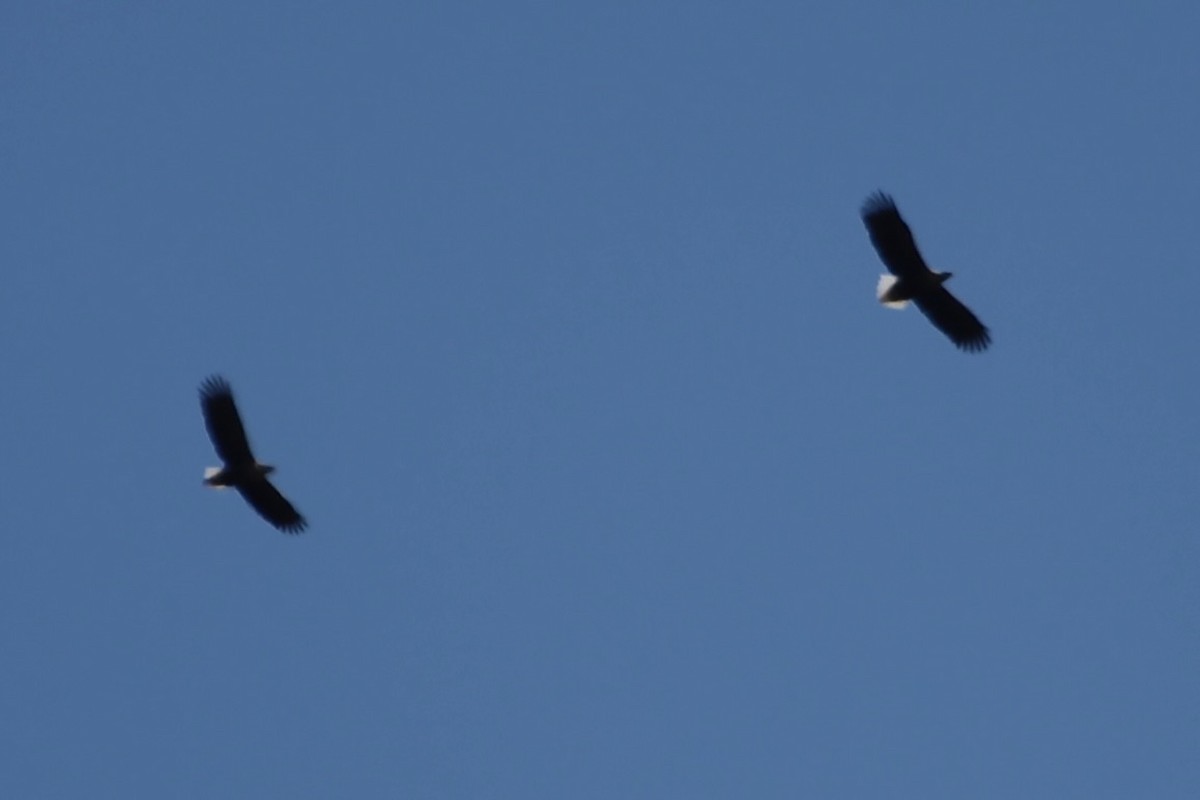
[913,287,991,352]
[237,477,307,534]
[199,375,255,466]
[861,192,931,279]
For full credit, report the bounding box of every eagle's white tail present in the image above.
[203,466,230,488]
[876,274,909,309]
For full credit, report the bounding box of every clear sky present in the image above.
[2,2,1197,797]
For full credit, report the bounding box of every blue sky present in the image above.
[2,2,1198,797]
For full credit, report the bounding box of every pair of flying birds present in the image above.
[201,192,989,533]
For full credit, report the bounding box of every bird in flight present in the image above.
[861,192,991,352]
[199,375,307,534]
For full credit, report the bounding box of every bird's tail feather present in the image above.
[203,466,229,488]
[877,274,909,309]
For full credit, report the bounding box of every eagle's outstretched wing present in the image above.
[238,477,307,534]
[913,287,992,353]
[861,192,930,280]
[199,376,255,466]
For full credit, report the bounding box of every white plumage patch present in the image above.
[876,274,909,309]
[203,466,230,488]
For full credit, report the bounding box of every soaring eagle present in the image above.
[861,192,991,352]
[199,375,307,534]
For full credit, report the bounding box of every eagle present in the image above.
[861,192,991,352]
[199,375,307,534]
